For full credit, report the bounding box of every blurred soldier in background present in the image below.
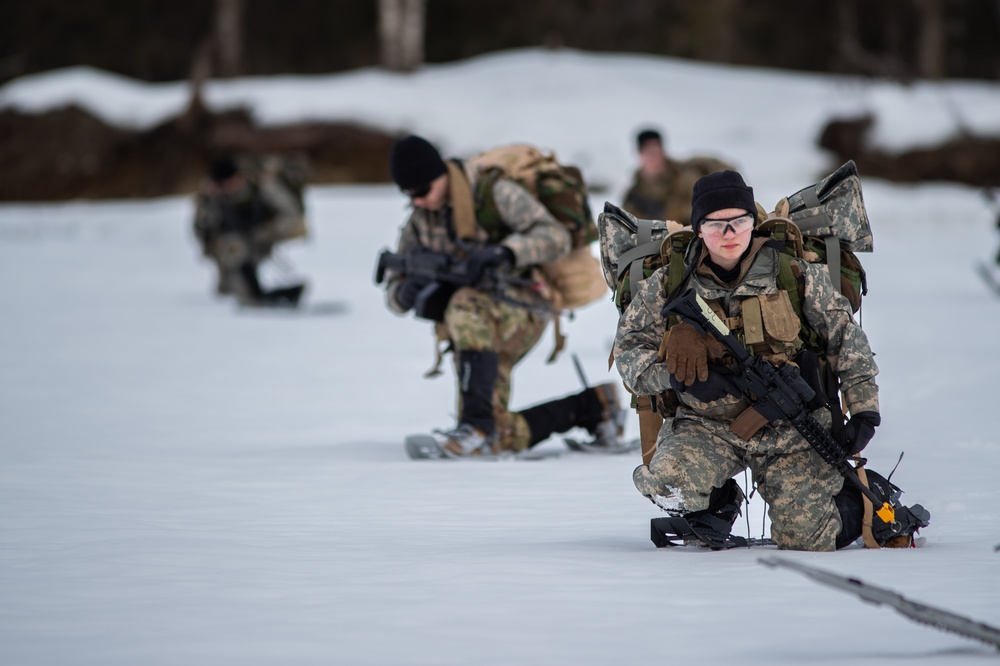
[193,155,308,307]
[621,128,733,224]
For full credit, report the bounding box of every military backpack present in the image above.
[461,145,607,314]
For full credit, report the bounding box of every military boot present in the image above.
[588,382,626,448]
[432,423,496,458]
[650,479,746,549]
[518,382,626,450]
[429,350,500,457]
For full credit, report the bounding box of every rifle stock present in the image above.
[663,289,895,524]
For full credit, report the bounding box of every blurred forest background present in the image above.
[2,0,999,200]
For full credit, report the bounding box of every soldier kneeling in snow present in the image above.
[193,155,308,307]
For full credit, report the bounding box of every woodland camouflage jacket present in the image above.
[386,163,571,313]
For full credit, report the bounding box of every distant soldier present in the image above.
[193,155,308,307]
[621,128,733,224]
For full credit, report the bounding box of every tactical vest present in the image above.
[662,216,865,358]
[663,233,812,361]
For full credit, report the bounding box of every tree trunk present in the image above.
[379,0,426,72]
[214,0,245,78]
[915,0,946,79]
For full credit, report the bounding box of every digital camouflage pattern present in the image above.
[615,242,879,551]
[633,406,844,550]
[621,156,733,224]
[596,201,685,300]
[784,160,873,253]
[385,164,572,450]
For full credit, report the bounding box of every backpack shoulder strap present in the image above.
[627,218,655,302]
[447,159,478,240]
[662,229,697,314]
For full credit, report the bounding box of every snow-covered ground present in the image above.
[1,50,999,665]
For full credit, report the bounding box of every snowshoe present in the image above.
[262,282,306,307]
[405,424,497,460]
[564,435,641,454]
[649,479,773,549]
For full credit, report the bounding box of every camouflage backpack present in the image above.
[239,153,308,210]
[466,144,607,312]
[236,153,309,241]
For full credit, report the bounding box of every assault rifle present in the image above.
[760,557,1000,650]
[662,289,897,524]
[374,249,551,321]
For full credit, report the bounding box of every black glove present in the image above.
[669,365,738,403]
[464,245,515,285]
[395,276,431,311]
[837,411,881,455]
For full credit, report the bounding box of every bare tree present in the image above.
[182,0,244,127]
[915,0,946,79]
[835,0,910,79]
[214,0,245,78]
[379,0,427,72]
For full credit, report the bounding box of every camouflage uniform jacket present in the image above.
[386,163,572,313]
[193,177,303,257]
[614,240,879,422]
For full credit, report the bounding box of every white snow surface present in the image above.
[2,50,999,665]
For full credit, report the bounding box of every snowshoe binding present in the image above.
[649,479,773,549]
[405,424,496,460]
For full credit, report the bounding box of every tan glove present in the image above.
[664,322,725,387]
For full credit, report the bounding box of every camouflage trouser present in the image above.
[646,406,844,551]
[445,286,549,451]
[209,232,274,301]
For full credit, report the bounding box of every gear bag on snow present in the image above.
[599,161,873,464]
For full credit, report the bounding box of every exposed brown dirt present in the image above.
[818,114,1000,188]
[0,105,397,201]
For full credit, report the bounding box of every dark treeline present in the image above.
[3,0,999,85]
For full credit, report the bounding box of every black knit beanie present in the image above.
[210,155,239,183]
[389,135,447,191]
[690,170,755,232]
[636,128,663,150]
